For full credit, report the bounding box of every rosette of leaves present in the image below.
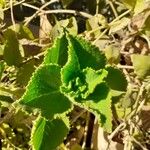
[17,32,127,150]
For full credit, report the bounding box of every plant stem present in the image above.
[87,26,105,35]
[96,0,100,14]
[131,137,147,150]
[24,0,59,25]
[108,0,118,17]
[10,0,16,31]
[126,82,145,119]
[3,0,25,11]
[0,107,15,124]
[39,9,93,19]
[108,122,126,140]
[71,109,86,124]
[109,9,131,25]
[92,29,108,44]
[117,64,134,70]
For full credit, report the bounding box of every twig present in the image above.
[10,0,16,30]
[92,29,108,44]
[3,0,25,11]
[134,83,145,112]
[0,108,15,124]
[127,82,145,119]
[22,51,45,65]
[114,1,125,7]
[108,0,118,17]
[0,86,15,95]
[71,109,86,124]
[131,137,148,150]
[129,120,134,149]
[24,0,59,25]
[39,9,93,18]
[117,64,134,70]
[108,122,126,140]
[20,39,49,47]
[82,112,89,148]
[120,51,130,55]
[87,26,105,35]
[96,0,100,14]
[123,69,131,83]
[22,3,40,11]
[136,97,146,114]
[141,34,150,49]
[5,137,22,150]
[109,9,131,25]
[91,10,131,43]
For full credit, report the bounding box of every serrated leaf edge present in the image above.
[18,64,61,104]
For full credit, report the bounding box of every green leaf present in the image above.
[61,67,108,99]
[4,29,22,66]
[67,35,106,70]
[131,54,150,79]
[86,14,107,37]
[7,24,34,40]
[61,35,81,86]
[19,64,71,118]
[31,116,69,150]
[61,68,107,100]
[43,34,68,67]
[121,0,146,14]
[121,89,136,108]
[82,67,108,97]
[18,24,34,40]
[60,34,112,132]
[121,0,136,10]
[51,17,78,40]
[16,60,35,86]
[105,67,127,91]
[109,17,130,34]
[84,83,112,133]
[104,45,120,64]
[61,34,106,89]
[134,0,146,15]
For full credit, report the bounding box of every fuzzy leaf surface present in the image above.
[19,64,71,118]
[67,35,106,70]
[82,68,108,97]
[61,34,107,98]
[81,83,112,132]
[105,67,127,91]
[43,34,68,67]
[60,34,112,132]
[61,35,81,86]
[31,116,69,150]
